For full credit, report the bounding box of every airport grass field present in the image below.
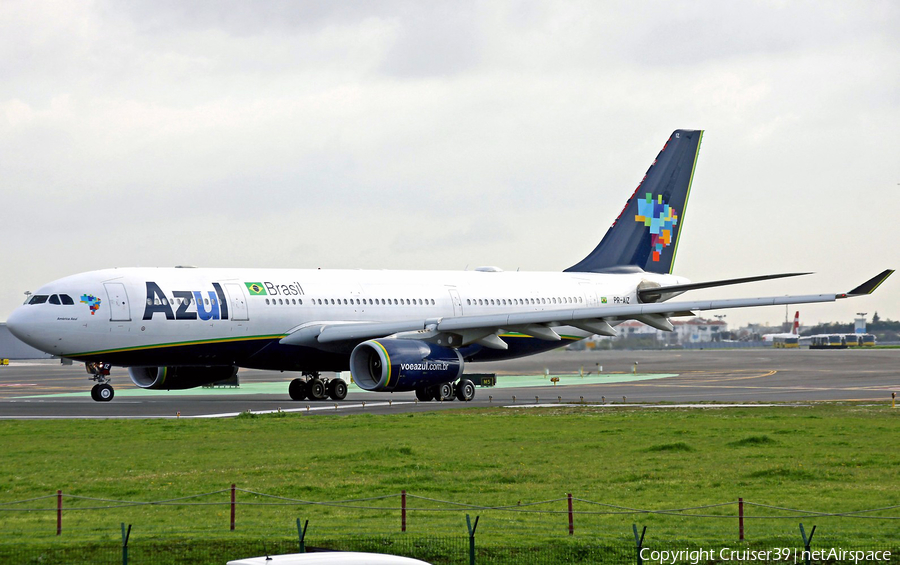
[1,404,898,558]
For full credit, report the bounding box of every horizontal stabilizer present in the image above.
[638,272,811,302]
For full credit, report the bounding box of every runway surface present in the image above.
[0,348,898,419]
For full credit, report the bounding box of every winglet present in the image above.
[840,269,894,298]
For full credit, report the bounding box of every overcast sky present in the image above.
[1,0,898,329]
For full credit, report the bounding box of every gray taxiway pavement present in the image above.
[0,349,898,419]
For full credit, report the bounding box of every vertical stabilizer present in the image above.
[566,130,703,274]
[792,311,800,335]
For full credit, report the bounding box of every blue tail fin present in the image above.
[565,129,703,274]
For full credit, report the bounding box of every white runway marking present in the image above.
[190,401,416,418]
[0,401,417,420]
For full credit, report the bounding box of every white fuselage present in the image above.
[7,267,687,369]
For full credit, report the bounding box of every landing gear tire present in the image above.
[289,378,308,401]
[308,378,327,400]
[92,383,114,402]
[415,387,433,402]
[437,382,454,401]
[455,379,475,402]
[328,379,348,401]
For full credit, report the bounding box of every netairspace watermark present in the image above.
[640,547,892,565]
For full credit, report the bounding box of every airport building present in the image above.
[632,317,727,344]
[588,317,729,347]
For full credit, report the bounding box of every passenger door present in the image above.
[103,282,131,322]
[222,283,249,321]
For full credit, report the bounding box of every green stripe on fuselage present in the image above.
[66,334,287,358]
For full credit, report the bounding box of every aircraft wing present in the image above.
[279,270,893,349]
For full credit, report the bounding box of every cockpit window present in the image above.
[60,294,74,305]
[28,295,49,305]
[49,295,61,305]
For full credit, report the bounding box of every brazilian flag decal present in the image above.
[245,282,267,296]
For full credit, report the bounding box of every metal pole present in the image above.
[401,490,407,532]
[567,493,574,535]
[57,490,62,536]
[121,523,131,565]
[466,514,479,565]
[297,518,308,553]
[739,498,744,541]
[800,523,816,565]
[633,524,647,565]
[230,484,236,531]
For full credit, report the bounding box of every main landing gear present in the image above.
[414,378,476,402]
[289,372,348,401]
[86,362,115,402]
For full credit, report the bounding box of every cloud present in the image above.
[0,1,898,327]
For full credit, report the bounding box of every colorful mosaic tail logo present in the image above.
[635,193,678,262]
[80,294,101,315]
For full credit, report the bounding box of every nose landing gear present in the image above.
[86,362,115,402]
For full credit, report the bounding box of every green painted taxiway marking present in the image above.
[13,373,679,399]
[489,373,678,388]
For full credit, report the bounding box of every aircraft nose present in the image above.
[6,306,38,345]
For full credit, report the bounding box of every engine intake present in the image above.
[350,339,463,392]
[128,366,238,390]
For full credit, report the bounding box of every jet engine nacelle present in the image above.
[128,365,238,390]
[350,339,463,392]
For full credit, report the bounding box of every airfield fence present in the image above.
[0,531,897,564]
[3,487,900,537]
[1,488,899,563]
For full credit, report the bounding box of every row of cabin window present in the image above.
[147,297,214,306]
[27,294,75,305]
[265,298,438,306]
[466,296,582,307]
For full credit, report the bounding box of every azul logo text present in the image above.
[142,282,230,321]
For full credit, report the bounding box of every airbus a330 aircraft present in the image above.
[6,130,893,402]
